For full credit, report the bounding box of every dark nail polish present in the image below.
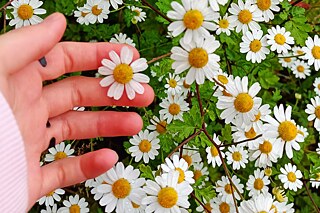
[46,120,51,128]
[49,137,56,149]
[39,56,47,67]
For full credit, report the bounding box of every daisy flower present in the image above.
[278,163,303,191]
[272,201,295,213]
[278,53,296,68]
[264,104,304,159]
[98,46,150,100]
[40,204,58,213]
[131,6,146,23]
[211,197,236,213]
[171,35,220,85]
[310,173,320,189]
[226,145,249,170]
[106,0,123,10]
[291,59,311,79]
[272,187,287,202]
[167,0,218,43]
[83,0,110,24]
[176,146,202,167]
[247,103,271,133]
[165,73,183,95]
[314,77,320,95]
[302,35,320,71]
[44,142,74,162]
[232,125,263,149]
[97,162,146,212]
[240,29,270,63]
[228,0,263,34]
[216,175,244,203]
[195,198,213,213]
[209,0,228,11]
[7,0,46,29]
[128,129,160,163]
[266,25,294,54]
[147,115,167,135]
[91,174,107,201]
[297,125,308,139]
[249,137,282,168]
[193,162,209,182]
[205,133,225,167]
[159,94,190,124]
[161,155,195,184]
[254,0,280,22]
[292,46,305,58]
[213,70,234,98]
[126,203,147,213]
[246,169,270,197]
[142,171,193,212]
[58,195,89,213]
[74,7,90,25]
[214,14,234,36]
[110,33,135,47]
[180,78,192,97]
[216,76,262,126]
[305,96,320,131]
[38,188,65,207]
[239,193,274,213]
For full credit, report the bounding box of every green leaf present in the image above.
[258,69,280,89]
[138,164,155,180]
[221,124,232,144]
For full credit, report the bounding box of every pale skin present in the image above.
[0,13,154,209]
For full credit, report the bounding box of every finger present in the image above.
[32,42,140,81]
[0,13,66,74]
[43,76,154,117]
[46,111,143,143]
[40,149,118,196]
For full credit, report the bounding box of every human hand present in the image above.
[0,13,154,209]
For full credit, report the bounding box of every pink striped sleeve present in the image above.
[0,91,28,212]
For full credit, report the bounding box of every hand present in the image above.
[0,13,154,209]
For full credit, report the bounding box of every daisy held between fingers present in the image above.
[44,142,75,162]
[278,163,303,191]
[98,46,150,100]
[302,35,320,71]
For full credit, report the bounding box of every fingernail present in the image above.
[46,120,51,128]
[48,137,56,149]
[39,56,47,67]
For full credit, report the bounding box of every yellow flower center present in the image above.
[318,84,320,90]
[245,127,257,139]
[259,211,268,213]
[183,80,191,89]
[297,50,304,55]
[218,75,229,84]
[219,19,229,29]
[224,184,233,194]
[264,167,272,176]
[312,46,320,59]
[254,111,261,122]
[234,93,254,113]
[139,139,152,153]
[316,173,320,180]
[169,103,181,115]
[254,178,264,190]
[133,10,140,17]
[112,178,131,198]
[81,12,89,17]
[113,64,133,84]
[175,168,185,183]
[54,152,67,161]
[183,10,204,30]
[238,10,252,24]
[287,172,297,182]
[284,57,291,63]
[46,191,54,197]
[274,34,286,45]
[182,155,192,167]
[194,170,202,181]
[250,39,262,53]
[278,121,297,141]
[156,120,167,134]
[210,146,219,157]
[259,140,273,154]
[157,187,178,208]
[18,4,33,20]
[257,0,271,11]
[232,151,242,161]
[91,5,102,16]
[188,48,209,68]
[169,78,177,88]
[132,202,140,209]
[297,65,305,72]
[70,204,80,213]
[219,202,231,213]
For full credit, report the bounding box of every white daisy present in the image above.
[98,46,150,100]
[266,25,294,54]
[216,175,244,203]
[228,0,263,34]
[142,171,193,212]
[240,29,270,63]
[214,14,234,36]
[40,204,58,213]
[83,0,110,24]
[128,129,160,163]
[254,0,280,22]
[216,76,262,126]
[291,59,311,79]
[97,162,146,213]
[272,201,295,213]
[165,73,183,95]
[226,145,249,170]
[74,6,90,25]
[7,0,46,29]
[57,195,89,213]
[305,96,320,131]
[292,46,305,59]
[147,115,167,135]
[106,0,123,10]
[209,0,228,11]
[278,163,303,191]
[131,6,146,23]
[205,133,225,167]
[44,142,74,162]
[110,33,135,47]
[314,77,320,95]
[180,78,192,97]
[278,52,296,68]
[297,125,308,139]
[310,173,320,189]
[247,103,271,133]
[175,146,202,167]
[302,35,320,71]
[193,162,209,182]
[126,202,147,213]
[211,197,236,213]
[239,193,274,213]
[38,188,65,207]
[161,155,195,184]
[159,94,190,124]
[195,198,213,213]
[167,0,218,43]
[91,174,107,201]
[171,35,220,85]
[213,70,234,98]
[246,169,270,197]
[264,104,304,159]
[232,125,263,149]
[272,187,288,203]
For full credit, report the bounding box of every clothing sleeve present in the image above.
[0,91,28,212]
